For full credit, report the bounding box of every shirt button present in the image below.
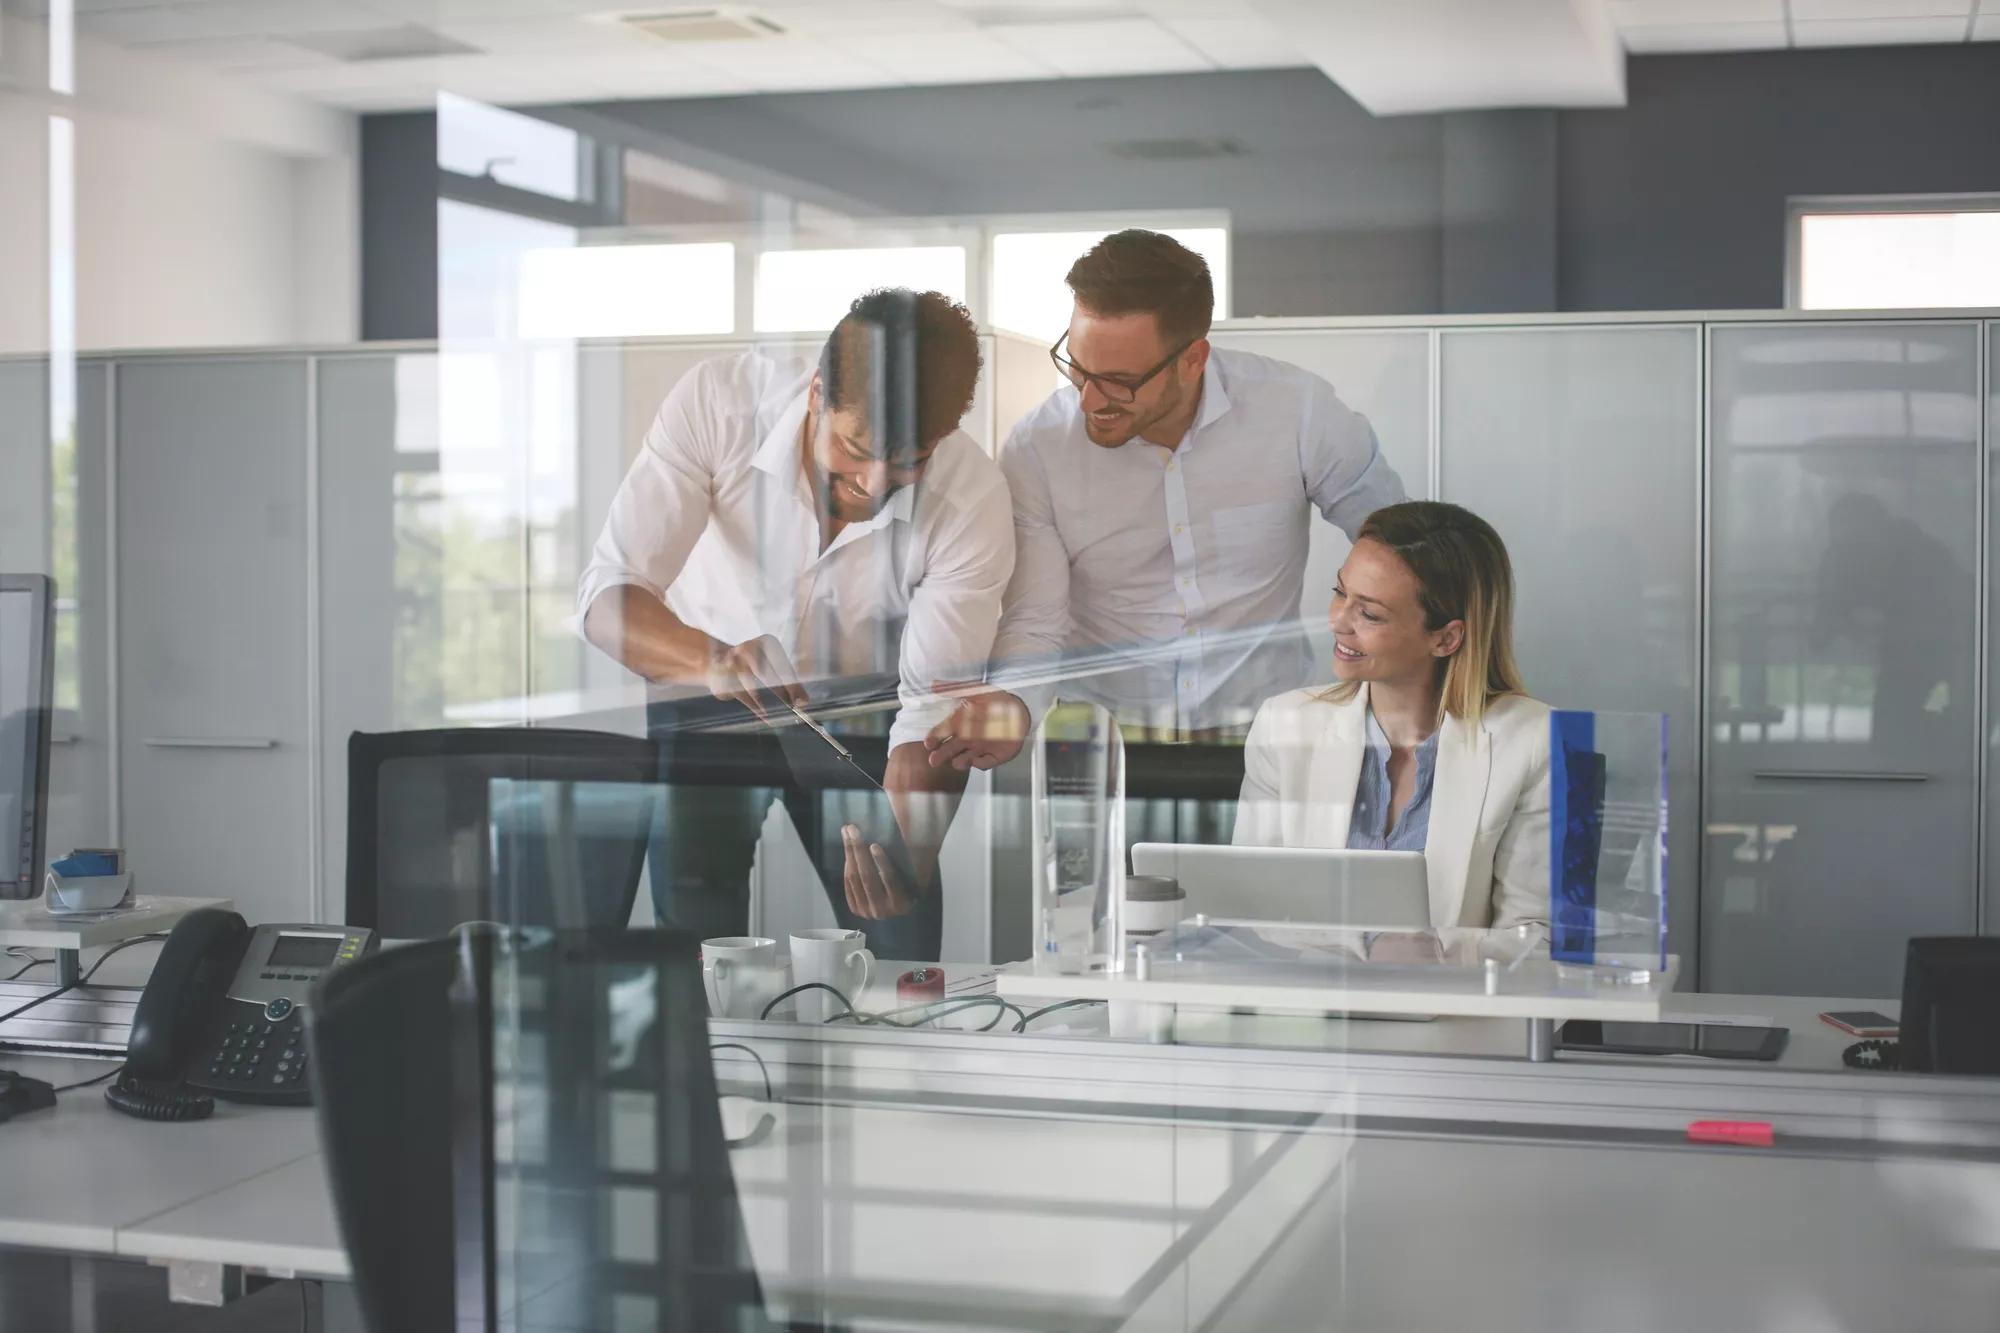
[1174,524,1184,535]
[1166,459,1176,471]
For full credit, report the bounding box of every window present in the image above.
[753,247,969,333]
[517,243,736,339]
[990,225,1231,344]
[1790,197,2000,310]
[436,93,586,203]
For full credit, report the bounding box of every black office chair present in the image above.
[345,728,662,938]
[309,927,773,1333]
[310,932,493,1333]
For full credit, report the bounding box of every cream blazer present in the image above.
[1232,684,1552,930]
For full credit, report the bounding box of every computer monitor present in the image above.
[0,575,54,900]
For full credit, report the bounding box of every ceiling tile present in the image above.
[677,36,899,91]
[987,17,1212,76]
[1791,15,1972,42]
[840,30,1056,82]
[1162,15,1303,68]
[140,34,342,69]
[429,16,659,55]
[775,1,976,38]
[80,0,395,44]
[1621,19,1790,50]
[1790,0,1969,17]
[1610,0,1784,26]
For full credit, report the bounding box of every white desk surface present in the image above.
[997,944,1680,1022]
[0,896,232,951]
[102,1089,1352,1333]
[0,1054,319,1256]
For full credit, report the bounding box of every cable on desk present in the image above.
[54,1063,124,1093]
[80,932,168,984]
[0,982,76,1027]
[760,981,859,1022]
[4,953,49,981]
[822,992,1027,1031]
[1013,999,1103,1032]
[707,1042,773,1101]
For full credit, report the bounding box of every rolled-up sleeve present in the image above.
[888,456,1017,751]
[1300,379,1406,539]
[986,432,1073,730]
[576,367,719,625]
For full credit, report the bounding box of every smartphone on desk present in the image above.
[108,907,375,1120]
[1819,1010,1898,1039]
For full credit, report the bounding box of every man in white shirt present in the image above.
[578,289,1015,957]
[927,230,1405,772]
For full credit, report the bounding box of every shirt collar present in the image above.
[752,377,917,526]
[1193,353,1233,432]
[1364,708,1441,762]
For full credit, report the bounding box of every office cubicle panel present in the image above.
[116,358,313,926]
[0,358,113,861]
[316,352,431,908]
[1438,326,1702,977]
[1207,329,1432,626]
[1989,321,1999,945]
[1705,322,1982,997]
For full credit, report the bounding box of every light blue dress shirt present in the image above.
[1347,709,1439,852]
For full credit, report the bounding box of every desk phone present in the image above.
[108,908,376,1120]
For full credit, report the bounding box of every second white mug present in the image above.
[789,928,874,1022]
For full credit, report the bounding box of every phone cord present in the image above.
[1842,1039,1901,1071]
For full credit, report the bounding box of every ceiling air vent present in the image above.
[1103,137,1248,162]
[617,8,787,44]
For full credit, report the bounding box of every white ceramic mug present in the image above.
[789,928,875,1022]
[701,936,782,1020]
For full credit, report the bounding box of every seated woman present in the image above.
[1233,501,1549,930]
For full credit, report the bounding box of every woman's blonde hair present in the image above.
[1320,501,1525,731]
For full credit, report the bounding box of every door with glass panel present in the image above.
[1706,321,1980,997]
[1439,325,1701,976]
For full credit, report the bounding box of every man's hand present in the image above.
[924,682,1031,771]
[842,824,918,920]
[707,634,808,720]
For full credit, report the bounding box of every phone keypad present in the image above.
[196,1015,310,1097]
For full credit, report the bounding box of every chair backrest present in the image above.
[1899,936,2000,1075]
[310,927,769,1333]
[346,728,661,938]
[309,934,490,1333]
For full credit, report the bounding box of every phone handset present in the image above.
[107,906,248,1122]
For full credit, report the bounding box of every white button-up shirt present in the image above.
[991,346,1405,732]
[577,350,1016,750]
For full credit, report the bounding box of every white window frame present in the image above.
[1785,193,2000,311]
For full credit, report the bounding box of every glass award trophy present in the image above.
[1549,710,1668,975]
[1029,703,1126,975]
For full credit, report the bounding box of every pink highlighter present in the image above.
[1687,1120,1775,1148]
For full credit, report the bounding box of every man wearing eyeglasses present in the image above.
[925,230,1404,770]
[578,289,1015,958]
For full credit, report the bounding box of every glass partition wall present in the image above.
[6,312,1997,989]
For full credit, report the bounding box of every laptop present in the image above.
[1129,843,1430,930]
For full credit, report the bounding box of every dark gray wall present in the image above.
[581,69,1465,319]
[1558,44,2000,311]
[359,113,438,342]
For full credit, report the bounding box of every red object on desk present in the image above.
[1687,1120,1774,1148]
[897,967,945,1004]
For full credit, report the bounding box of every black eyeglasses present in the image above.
[1049,332,1194,405]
